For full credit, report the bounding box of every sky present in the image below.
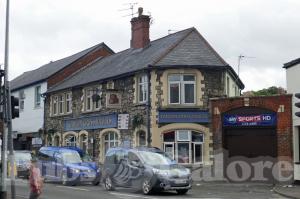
[0,0,299,91]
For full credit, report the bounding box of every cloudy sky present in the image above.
[0,0,299,91]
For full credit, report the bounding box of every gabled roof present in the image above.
[283,57,300,69]
[11,42,114,91]
[47,27,244,93]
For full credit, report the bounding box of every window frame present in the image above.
[66,92,72,114]
[58,95,65,115]
[52,95,58,116]
[83,86,101,112]
[34,85,41,108]
[163,130,204,165]
[137,74,148,103]
[51,92,72,116]
[168,74,196,105]
[19,90,25,111]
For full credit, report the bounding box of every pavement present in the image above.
[5,178,291,199]
[273,184,300,199]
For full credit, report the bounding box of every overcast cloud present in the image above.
[0,0,299,91]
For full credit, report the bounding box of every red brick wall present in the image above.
[130,15,150,49]
[47,48,112,88]
[210,95,293,159]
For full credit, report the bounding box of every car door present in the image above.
[127,151,144,188]
[53,152,64,179]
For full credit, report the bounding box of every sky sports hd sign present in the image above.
[223,113,277,127]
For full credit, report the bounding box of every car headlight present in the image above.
[71,168,80,173]
[96,168,100,173]
[152,168,169,177]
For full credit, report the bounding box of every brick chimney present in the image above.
[130,7,150,49]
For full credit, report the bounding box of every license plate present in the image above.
[174,179,186,184]
[87,173,95,178]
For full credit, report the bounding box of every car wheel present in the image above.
[104,176,115,191]
[92,179,100,186]
[176,189,189,195]
[61,172,69,186]
[142,179,152,195]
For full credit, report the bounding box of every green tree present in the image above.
[243,86,286,96]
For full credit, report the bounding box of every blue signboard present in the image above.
[64,113,117,131]
[223,113,277,127]
[158,111,210,124]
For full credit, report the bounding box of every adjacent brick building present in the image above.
[210,95,293,182]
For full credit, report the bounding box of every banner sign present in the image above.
[64,113,117,131]
[223,113,277,127]
[158,111,210,124]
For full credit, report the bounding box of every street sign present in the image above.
[32,137,42,147]
[118,114,129,129]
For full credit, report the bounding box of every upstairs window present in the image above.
[35,85,41,107]
[168,74,195,105]
[83,86,101,112]
[138,74,148,103]
[51,92,72,116]
[19,90,25,111]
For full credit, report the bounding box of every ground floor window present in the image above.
[136,130,147,146]
[104,132,119,155]
[163,130,204,164]
[47,135,52,146]
[80,134,88,152]
[54,135,60,146]
[65,134,77,147]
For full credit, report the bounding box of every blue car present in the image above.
[37,147,101,186]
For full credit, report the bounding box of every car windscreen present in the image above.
[138,151,173,166]
[15,152,32,163]
[62,152,82,164]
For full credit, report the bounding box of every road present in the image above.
[9,179,287,199]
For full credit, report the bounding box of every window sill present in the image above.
[50,113,72,118]
[160,105,203,110]
[34,106,42,110]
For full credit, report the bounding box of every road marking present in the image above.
[109,192,160,199]
[16,195,27,198]
[56,185,90,192]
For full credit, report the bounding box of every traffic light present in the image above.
[295,93,300,117]
[11,96,19,119]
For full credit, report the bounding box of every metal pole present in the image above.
[1,1,10,198]
[146,70,151,147]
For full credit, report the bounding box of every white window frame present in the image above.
[138,74,148,103]
[66,92,72,114]
[168,74,196,105]
[35,85,41,108]
[58,95,65,114]
[176,130,191,141]
[19,90,25,111]
[163,130,204,165]
[52,95,58,116]
[84,86,101,112]
[164,142,175,160]
[65,134,76,147]
[104,132,119,154]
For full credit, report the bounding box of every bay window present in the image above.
[168,74,195,105]
[163,130,204,164]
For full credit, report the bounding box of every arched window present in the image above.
[80,134,88,152]
[65,134,77,147]
[47,135,52,146]
[163,130,204,164]
[54,135,60,146]
[104,132,118,154]
[137,130,146,146]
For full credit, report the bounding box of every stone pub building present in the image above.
[44,8,243,166]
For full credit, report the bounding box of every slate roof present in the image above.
[47,27,244,93]
[283,57,300,69]
[11,42,113,91]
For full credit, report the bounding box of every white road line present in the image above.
[109,192,223,199]
[56,185,90,192]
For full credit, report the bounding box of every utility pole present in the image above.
[1,0,16,198]
[237,54,255,77]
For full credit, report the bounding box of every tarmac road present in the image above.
[8,179,287,199]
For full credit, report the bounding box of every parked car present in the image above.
[62,146,94,162]
[15,150,32,179]
[102,147,192,195]
[37,147,101,186]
